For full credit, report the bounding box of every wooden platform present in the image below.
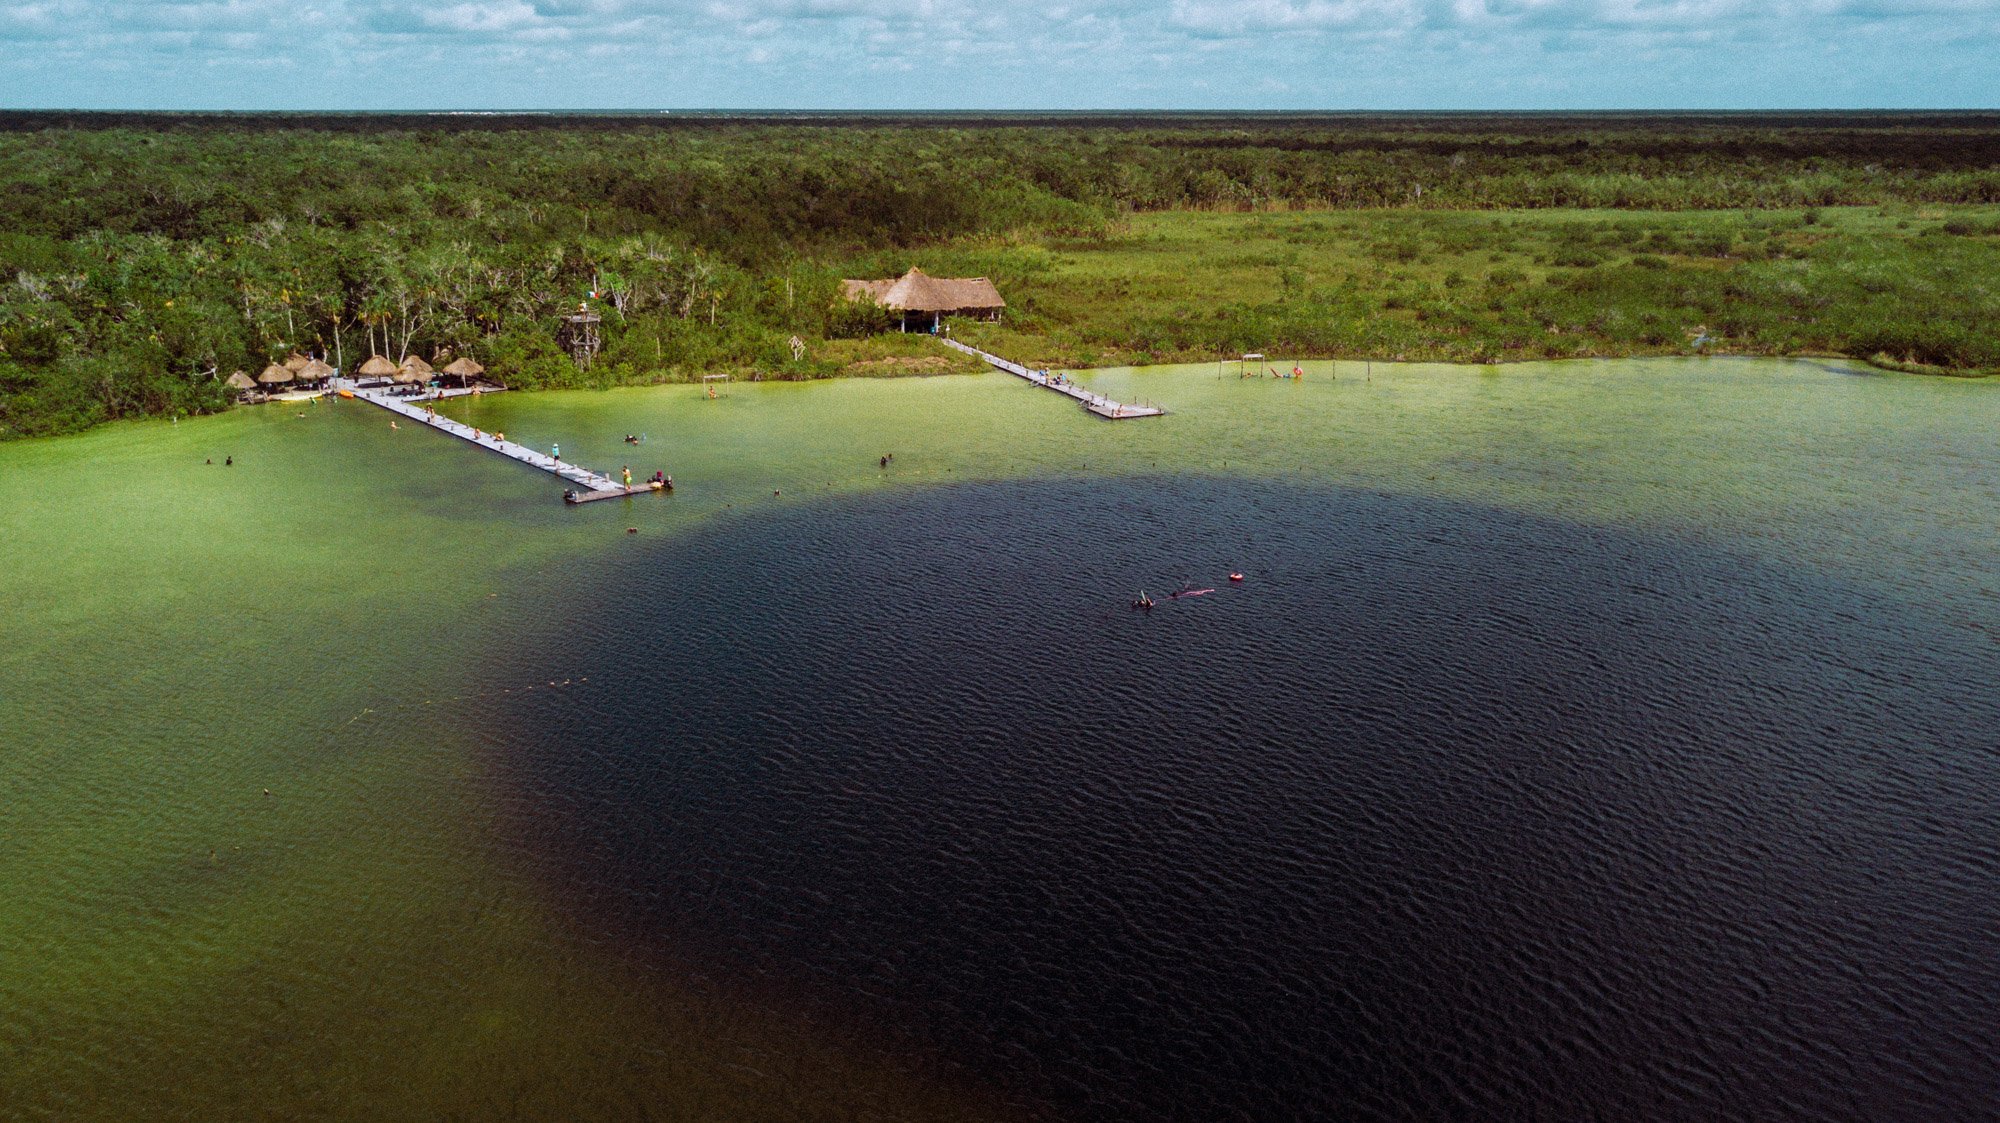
[340,379,663,502]
[566,482,668,504]
[938,338,1165,419]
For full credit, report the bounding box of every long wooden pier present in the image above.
[938,338,1164,419]
[341,382,661,503]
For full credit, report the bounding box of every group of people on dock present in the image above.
[616,464,671,491]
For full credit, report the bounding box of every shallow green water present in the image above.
[1,358,1993,1119]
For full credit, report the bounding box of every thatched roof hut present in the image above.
[841,267,1005,329]
[400,355,435,378]
[256,362,295,385]
[357,355,399,379]
[283,353,311,372]
[298,359,335,383]
[224,370,257,391]
[443,357,485,378]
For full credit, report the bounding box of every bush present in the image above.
[485,325,575,391]
[824,297,896,340]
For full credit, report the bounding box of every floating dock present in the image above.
[340,381,658,503]
[938,338,1164,419]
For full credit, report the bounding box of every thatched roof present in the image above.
[400,355,435,377]
[443,357,484,377]
[843,278,898,304]
[358,355,399,378]
[299,359,336,381]
[256,362,295,384]
[391,365,425,383]
[283,353,311,371]
[842,268,1004,313]
[224,370,256,390]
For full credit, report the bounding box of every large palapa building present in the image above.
[842,267,1005,332]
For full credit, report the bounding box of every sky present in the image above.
[1,0,1995,110]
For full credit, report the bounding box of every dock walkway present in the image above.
[337,380,657,503]
[938,338,1164,419]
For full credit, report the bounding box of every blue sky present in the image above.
[1,1,1995,110]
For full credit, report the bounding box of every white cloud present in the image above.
[423,2,545,33]
[1169,0,1418,36]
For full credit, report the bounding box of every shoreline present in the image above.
[947,333,1998,382]
[4,347,1989,445]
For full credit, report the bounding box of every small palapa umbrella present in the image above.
[357,355,399,379]
[398,356,435,384]
[298,359,335,383]
[256,363,295,385]
[224,370,257,391]
[443,357,484,380]
[283,353,311,372]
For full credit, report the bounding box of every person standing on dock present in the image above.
[622,466,632,488]
[551,443,560,463]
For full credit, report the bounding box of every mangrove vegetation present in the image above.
[2,112,1997,437]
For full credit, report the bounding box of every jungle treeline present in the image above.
[3,112,1998,436]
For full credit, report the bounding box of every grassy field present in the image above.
[922,205,2000,375]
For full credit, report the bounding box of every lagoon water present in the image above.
[2,358,1995,1120]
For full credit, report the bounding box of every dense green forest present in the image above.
[3,112,1997,437]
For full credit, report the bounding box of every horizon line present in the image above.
[5,106,1999,116]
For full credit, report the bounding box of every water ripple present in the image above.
[479,477,2000,1121]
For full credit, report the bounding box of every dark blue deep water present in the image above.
[482,478,1999,1121]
